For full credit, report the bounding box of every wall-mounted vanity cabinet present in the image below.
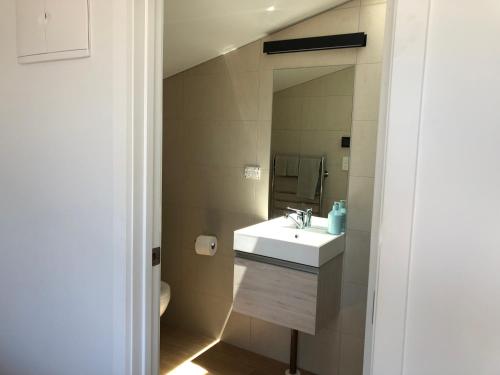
[233,254,342,335]
[16,0,90,63]
[232,216,344,335]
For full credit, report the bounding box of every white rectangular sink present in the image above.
[234,216,345,267]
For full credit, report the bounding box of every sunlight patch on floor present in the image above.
[167,362,208,375]
[165,339,220,375]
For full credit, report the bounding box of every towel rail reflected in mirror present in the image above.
[270,154,329,218]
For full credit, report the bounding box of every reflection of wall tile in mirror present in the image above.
[271,130,301,155]
[300,130,350,169]
[353,63,382,121]
[301,96,353,132]
[323,171,349,198]
[325,67,355,96]
[346,177,375,231]
[350,120,378,177]
[300,77,327,97]
[272,96,304,130]
[357,3,387,64]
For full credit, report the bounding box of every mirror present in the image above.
[269,65,355,219]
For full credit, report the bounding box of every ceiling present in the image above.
[273,65,352,92]
[164,0,348,78]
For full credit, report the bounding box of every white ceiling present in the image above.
[164,0,348,78]
[273,65,352,92]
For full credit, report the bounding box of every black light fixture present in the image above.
[263,32,367,54]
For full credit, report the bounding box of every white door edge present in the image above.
[119,0,164,374]
[151,0,165,374]
[363,0,432,374]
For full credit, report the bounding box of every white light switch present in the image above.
[244,166,261,180]
[342,156,350,171]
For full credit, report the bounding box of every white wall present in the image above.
[372,0,500,374]
[0,1,130,374]
[404,1,500,373]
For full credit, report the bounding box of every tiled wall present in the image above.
[271,67,355,215]
[162,1,386,374]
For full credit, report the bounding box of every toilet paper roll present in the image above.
[195,235,217,256]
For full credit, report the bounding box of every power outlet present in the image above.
[244,165,261,180]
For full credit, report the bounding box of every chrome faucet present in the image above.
[284,207,313,229]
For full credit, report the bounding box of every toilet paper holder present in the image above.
[195,235,218,256]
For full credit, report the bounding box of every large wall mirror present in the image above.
[269,65,355,219]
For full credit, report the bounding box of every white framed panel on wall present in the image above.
[16,0,90,63]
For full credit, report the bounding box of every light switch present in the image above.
[244,166,261,180]
[342,156,349,171]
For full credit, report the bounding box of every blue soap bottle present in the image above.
[339,200,347,232]
[328,202,343,235]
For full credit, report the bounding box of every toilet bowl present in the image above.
[160,281,171,317]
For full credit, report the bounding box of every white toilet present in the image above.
[160,281,171,317]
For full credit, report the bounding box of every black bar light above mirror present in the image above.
[263,32,367,54]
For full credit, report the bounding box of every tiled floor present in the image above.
[160,325,315,375]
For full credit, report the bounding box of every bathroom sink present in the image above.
[234,216,345,267]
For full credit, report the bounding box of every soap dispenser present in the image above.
[339,200,347,232]
[328,202,343,235]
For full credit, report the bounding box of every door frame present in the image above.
[123,0,434,373]
[363,0,432,374]
[116,0,164,374]
[131,0,164,373]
